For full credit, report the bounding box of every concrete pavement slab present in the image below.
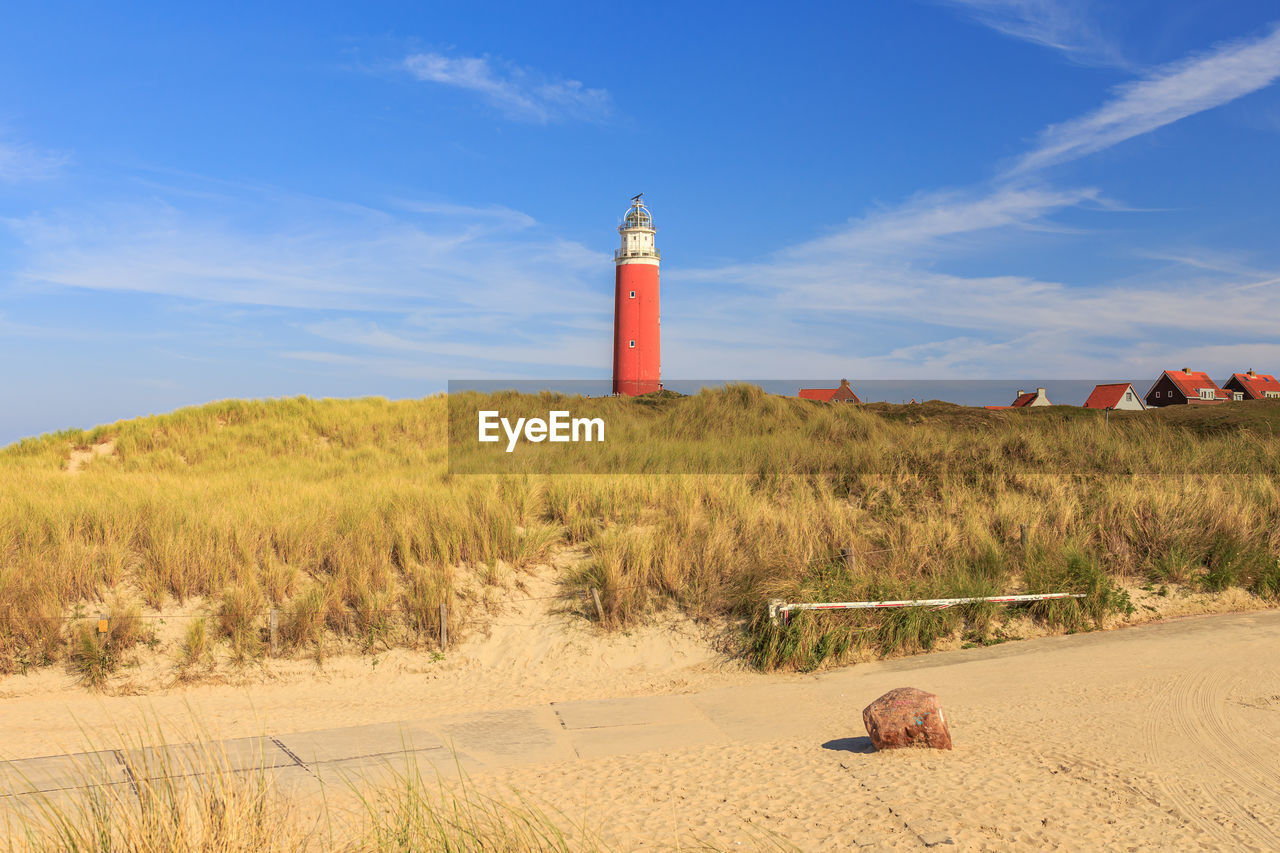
[0,781,136,826]
[690,682,831,742]
[0,750,125,795]
[313,748,477,790]
[553,694,731,759]
[122,736,293,780]
[552,694,707,730]
[276,722,444,766]
[437,707,574,766]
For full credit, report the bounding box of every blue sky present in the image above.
[3,1,1280,443]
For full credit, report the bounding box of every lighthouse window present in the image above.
[629,291,636,298]
[629,340,635,348]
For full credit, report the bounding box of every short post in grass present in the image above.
[97,613,108,648]
[439,601,448,650]
[1020,524,1030,549]
[591,587,605,623]
[269,609,279,657]
[768,598,785,626]
[841,547,856,572]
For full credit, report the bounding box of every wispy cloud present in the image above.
[1012,23,1280,173]
[2,181,616,377]
[7,192,605,315]
[942,0,1128,67]
[780,185,1098,258]
[0,139,68,181]
[677,176,1280,377]
[402,52,610,123]
[674,20,1280,377]
[390,199,537,228]
[301,317,605,370]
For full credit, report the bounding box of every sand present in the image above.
[63,439,115,474]
[1,564,1277,850]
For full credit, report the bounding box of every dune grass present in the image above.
[1,389,1278,677]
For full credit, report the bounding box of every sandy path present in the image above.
[3,610,1278,850]
[465,611,1280,851]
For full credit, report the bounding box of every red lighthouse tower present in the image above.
[612,194,662,396]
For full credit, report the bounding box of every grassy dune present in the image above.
[1,388,1278,680]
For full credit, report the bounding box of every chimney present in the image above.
[839,379,850,388]
[1036,387,1046,396]
[1017,389,1025,397]
[1248,369,1256,377]
[1182,367,1192,375]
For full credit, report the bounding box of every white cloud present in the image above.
[7,194,607,317]
[662,22,1280,378]
[403,52,610,123]
[1012,23,1280,173]
[0,140,68,181]
[677,180,1280,377]
[300,317,605,371]
[3,185,620,377]
[942,0,1128,67]
[775,185,1097,258]
[391,199,537,229]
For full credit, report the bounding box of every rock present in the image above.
[862,687,953,750]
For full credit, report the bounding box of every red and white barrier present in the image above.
[767,592,1085,625]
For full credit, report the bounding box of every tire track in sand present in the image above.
[1144,668,1280,850]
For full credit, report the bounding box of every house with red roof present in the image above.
[1010,387,1051,407]
[1084,383,1145,411]
[1223,369,1280,401]
[798,378,861,403]
[1144,368,1240,407]
[984,387,1051,410]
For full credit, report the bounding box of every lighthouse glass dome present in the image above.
[616,196,660,261]
[622,200,653,230]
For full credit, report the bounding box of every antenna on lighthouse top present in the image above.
[622,193,653,230]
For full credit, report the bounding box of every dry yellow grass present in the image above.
[1,389,1277,678]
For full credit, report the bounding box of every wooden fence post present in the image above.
[590,588,605,623]
[439,601,448,650]
[1020,524,1030,549]
[840,547,856,572]
[269,609,279,657]
[98,614,109,648]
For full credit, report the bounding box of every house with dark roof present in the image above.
[1144,368,1240,407]
[1223,369,1280,401]
[1084,383,1145,411]
[798,378,861,403]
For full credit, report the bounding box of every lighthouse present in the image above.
[612,194,662,396]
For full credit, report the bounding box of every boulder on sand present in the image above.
[862,687,952,751]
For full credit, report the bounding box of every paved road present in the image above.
[0,681,823,802]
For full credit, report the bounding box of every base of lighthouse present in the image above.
[612,260,661,396]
